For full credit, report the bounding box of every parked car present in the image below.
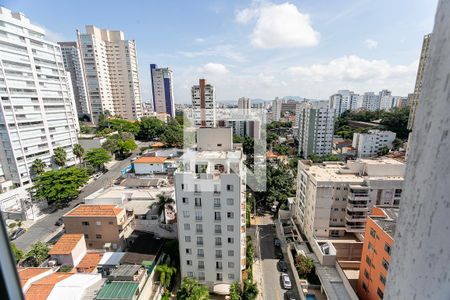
[278,260,288,272]
[281,273,292,289]
[54,218,63,226]
[274,238,281,247]
[10,228,25,240]
[285,291,297,300]
[275,247,284,259]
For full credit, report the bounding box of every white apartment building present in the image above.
[352,130,396,158]
[295,158,405,240]
[58,41,91,118]
[150,64,174,118]
[329,90,359,116]
[192,79,216,128]
[77,26,142,121]
[271,97,282,121]
[297,101,334,158]
[0,7,79,186]
[359,92,381,111]
[175,128,246,292]
[237,97,250,113]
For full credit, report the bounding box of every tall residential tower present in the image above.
[150,64,175,118]
[192,79,216,127]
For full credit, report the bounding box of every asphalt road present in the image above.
[13,145,144,252]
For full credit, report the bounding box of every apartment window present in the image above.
[195,198,202,207]
[364,269,369,279]
[216,273,223,281]
[228,250,234,257]
[184,224,191,230]
[227,212,234,219]
[197,237,203,246]
[216,261,223,270]
[365,255,372,267]
[183,211,190,218]
[228,237,234,244]
[187,272,193,277]
[185,236,191,242]
[186,248,192,254]
[362,282,368,292]
[214,198,221,208]
[215,212,221,221]
[368,242,375,253]
[81,221,90,226]
[182,197,189,204]
[194,184,200,193]
[377,288,384,299]
[216,250,222,258]
[214,185,220,194]
[181,184,185,190]
[227,225,234,232]
[198,261,205,269]
[198,272,205,281]
[370,228,376,238]
[96,221,102,226]
[108,221,114,225]
[186,260,192,266]
[228,262,235,268]
[380,273,386,286]
[226,185,233,191]
[195,211,203,221]
[84,234,89,239]
[215,225,222,234]
[227,198,234,205]
[384,243,392,255]
[382,258,389,271]
[197,249,204,258]
[96,234,102,239]
[196,224,203,233]
[215,237,222,246]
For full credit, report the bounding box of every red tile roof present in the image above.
[134,156,167,164]
[49,234,84,255]
[76,252,103,273]
[18,268,52,288]
[65,205,123,217]
[25,273,72,300]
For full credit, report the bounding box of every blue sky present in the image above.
[2,0,438,103]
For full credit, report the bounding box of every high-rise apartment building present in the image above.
[237,97,250,113]
[352,130,396,158]
[58,42,91,118]
[191,79,215,127]
[407,34,431,130]
[0,7,79,186]
[150,64,174,118]
[297,101,334,158]
[329,90,359,116]
[295,158,404,240]
[271,97,282,121]
[77,26,142,121]
[360,92,381,111]
[175,128,246,290]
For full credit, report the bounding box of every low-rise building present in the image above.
[357,207,398,300]
[18,267,54,294]
[63,205,135,250]
[133,157,170,174]
[352,130,396,158]
[49,234,87,267]
[46,273,103,300]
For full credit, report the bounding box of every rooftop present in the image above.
[49,234,84,255]
[134,156,167,164]
[65,205,123,217]
[98,252,126,266]
[96,281,139,300]
[46,274,102,300]
[109,265,143,280]
[372,207,399,238]
[76,252,103,273]
[18,268,52,288]
[25,273,72,300]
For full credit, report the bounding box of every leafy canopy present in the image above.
[84,148,111,170]
[53,147,67,167]
[176,277,209,300]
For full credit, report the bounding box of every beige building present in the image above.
[77,26,142,121]
[192,79,216,128]
[63,204,135,250]
[295,158,405,239]
[48,234,87,267]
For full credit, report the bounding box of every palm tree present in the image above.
[53,147,67,167]
[73,144,85,165]
[157,194,174,222]
[31,159,46,177]
[177,277,209,300]
[155,264,176,289]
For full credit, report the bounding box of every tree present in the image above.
[230,282,241,300]
[243,279,258,300]
[138,117,165,141]
[33,167,88,204]
[155,263,177,289]
[26,242,49,266]
[117,139,137,157]
[53,147,67,167]
[161,125,183,147]
[84,148,111,171]
[176,277,209,300]
[31,159,46,176]
[102,137,119,155]
[10,242,24,263]
[157,194,175,216]
[295,254,314,277]
[73,144,85,164]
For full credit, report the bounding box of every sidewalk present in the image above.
[253,259,265,300]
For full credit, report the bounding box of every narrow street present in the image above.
[13,146,144,252]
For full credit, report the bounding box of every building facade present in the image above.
[58,41,91,118]
[360,92,381,111]
[175,128,246,291]
[352,130,396,158]
[77,26,142,121]
[297,101,334,158]
[329,90,359,116]
[357,208,397,300]
[237,97,250,113]
[271,97,282,121]
[150,64,174,118]
[295,158,404,240]
[0,7,79,186]
[192,79,215,127]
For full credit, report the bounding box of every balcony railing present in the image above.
[197,241,203,246]
[215,242,222,246]
[195,216,203,221]
[215,230,222,234]
[215,254,222,259]
[214,203,221,208]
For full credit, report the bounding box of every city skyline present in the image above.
[3,0,437,102]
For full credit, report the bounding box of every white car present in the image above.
[281,273,292,289]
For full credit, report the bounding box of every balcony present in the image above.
[346,203,369,212]
[345,221,366,232]
[197,241,204,246]
[197,254,204,258]
[345,214,367,222]
[196,229,203,234]
[215,230,222,235]
[214,191,221,195]
[215,242,222,246]
[215,254,222,259]
[214,203,221,208]
[195,216,203,221]
[198,265,205,270]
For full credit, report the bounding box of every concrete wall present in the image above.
[134,163,165,175]
[197,128,233,151]
[384,2,450,299]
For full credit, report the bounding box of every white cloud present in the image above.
[34,22,66,43]
[199,63,229,75]
[195,37,205,43]
[179,44,246,62]
[236,2,319,49]
[365,39,378,49]
[288,55,417,82]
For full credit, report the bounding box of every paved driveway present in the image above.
[13,145,145,252]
